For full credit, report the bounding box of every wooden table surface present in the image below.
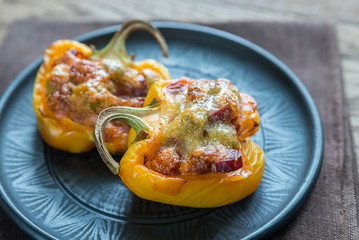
[1,0,358,162]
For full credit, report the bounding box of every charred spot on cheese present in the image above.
[144,77,256,176]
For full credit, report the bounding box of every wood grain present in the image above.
[0,0,358,160]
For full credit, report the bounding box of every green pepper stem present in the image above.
[91,20,168,64]
[93,105,158,174]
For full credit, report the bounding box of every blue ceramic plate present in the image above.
[0,22,323,239]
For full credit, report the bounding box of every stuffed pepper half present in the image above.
[33,20,170,154]
[94,77,264,208]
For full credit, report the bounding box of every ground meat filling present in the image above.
[144,78,248,176]
[145,147,182,175]
[182,146,243,174]
[46,48,156,140]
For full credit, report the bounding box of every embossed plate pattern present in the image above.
[0,22,323,239]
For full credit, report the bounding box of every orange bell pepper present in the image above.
[94,77,264,208]
[33,20,170,153]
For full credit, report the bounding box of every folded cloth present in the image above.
[0,18,357,239]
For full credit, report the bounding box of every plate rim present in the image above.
[0,21,324,240]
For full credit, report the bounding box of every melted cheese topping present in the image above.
[144,78,259,176]
[46,48,165,147]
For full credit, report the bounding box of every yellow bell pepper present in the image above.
[33,20,170,153]
[94,77,264,208]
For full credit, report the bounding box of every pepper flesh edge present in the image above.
[119,138,264,208]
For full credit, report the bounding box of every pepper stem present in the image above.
[91,20,168,64]
[93,105,158,174]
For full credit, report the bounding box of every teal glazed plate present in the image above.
[0,22,323,239]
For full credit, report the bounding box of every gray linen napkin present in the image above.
[0,18,357,239]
